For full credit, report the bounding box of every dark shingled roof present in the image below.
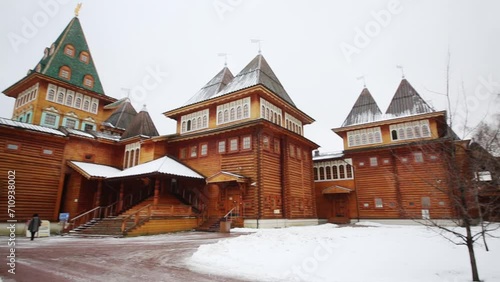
[184,67,234,106]
[385,79,434,117]
[104,98,137,130]
[342,88,382,126]
[121,106,159,139]
[33,17,105,94]
[214,54,296,107]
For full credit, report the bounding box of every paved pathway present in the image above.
[0,232,248,282]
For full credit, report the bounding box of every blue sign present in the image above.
[59,213,70,221]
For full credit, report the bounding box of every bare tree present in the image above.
[471,115,500,157]
[396,54,500,282]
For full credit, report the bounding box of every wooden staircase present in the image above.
[196,216,225,232]
[69,193,199,237]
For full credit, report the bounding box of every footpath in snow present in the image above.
[187,223,500,282]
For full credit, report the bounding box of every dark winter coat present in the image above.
[28,216,41,233]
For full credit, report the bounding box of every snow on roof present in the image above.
[64,127,95,139]
[90,130,121,141]
[313,151,344,161]
[69,161,122,179]
[110,156,204,179]
[0,117,66,136]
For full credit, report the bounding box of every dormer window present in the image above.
[83,74,94,88]
[79,51,90,63]
[59,66,71,80]
[64,44,75,57]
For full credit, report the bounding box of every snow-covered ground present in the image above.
[187,223,500,282]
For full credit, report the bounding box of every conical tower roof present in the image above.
[214,54,296,106]
[342,88,382,126]
[33,17,105,94]
[184,67,234,106]
[121,106,159,139]
[385,79,434,117]
[104,98,137,130]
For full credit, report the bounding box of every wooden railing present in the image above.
[68,201,117,230]
[223,207,237,222]
[121,204,196,233]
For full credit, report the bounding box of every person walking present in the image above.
[28,214,42,240]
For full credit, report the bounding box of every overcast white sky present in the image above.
[1,0,499,152]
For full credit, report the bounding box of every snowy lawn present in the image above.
[187,223,500,282]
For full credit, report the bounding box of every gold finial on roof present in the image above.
[75,3,82,17]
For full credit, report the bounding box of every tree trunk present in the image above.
[465,222,480,282]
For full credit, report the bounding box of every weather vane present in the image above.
[217,53,229,67]
[250,39,263,54]
[74,3,82,17]
[396,65,405,78]
[356,76,366,88]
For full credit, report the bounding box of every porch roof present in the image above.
[109,156,205,180]
[206,171,249,184]
[322,185,353,194]
[68,156,205,181]
[68,161,122,180]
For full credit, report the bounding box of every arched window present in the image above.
[261,105,265,117]
[217,111,223,124]
[202,116,208,127]
[191,119,197,130]
[414,126,421,138]
[91,102,98,113]
[361,133,367,144]
[64,44,75,57]
[57,92,64,104]
[187,120,191,131]
[181,121,186,132]
[79,51,90,63]
[242,104,248,117]
[398,128,405,140]
[124,151,129,168]
[325,166,332,179]
[134,148,140,166]
[65,94,73,106]
[354,135,361,145]
[368,132,374,143]
[319,167,325,180]
[237,106,242,119]
[348,135,354,146]
[75,97,82,109]
[223,110,229,122]
[313,167,318,180]
[273,112,278,124]
[339,165,345,179]
[197,117,201,129]
[391,130,398,140]
[83,100,90,111]
[406,127,414,139]
[83,74,94,88]
[422,124,430,137]
[230,108,235,121]
[266,108,270,120]
[332,166,338,179]
[59,66,71,80]
[346,164,353,178]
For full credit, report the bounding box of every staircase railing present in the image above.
[68,202,117,230]
[121,204,196,233]
[121,204,152,233]
[223,207,237,222]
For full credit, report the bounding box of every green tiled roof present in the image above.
[34,17,105,94]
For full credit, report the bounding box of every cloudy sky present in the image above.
[1,0,499,152]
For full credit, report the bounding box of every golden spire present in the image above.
[75,3,82,17]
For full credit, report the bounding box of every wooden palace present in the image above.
[1,12,497,236]
[0,14,318,235]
